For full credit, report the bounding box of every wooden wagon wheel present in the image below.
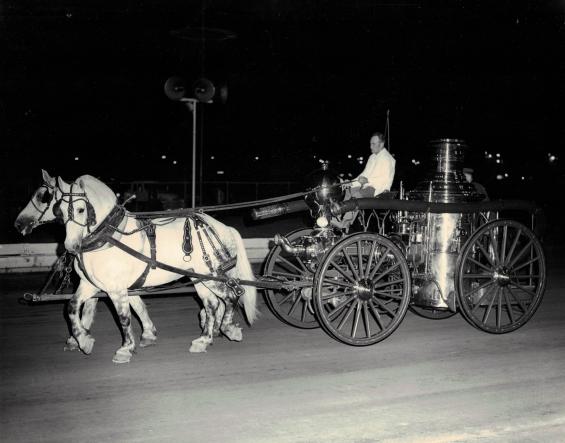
[456,219,546,333]
[263,228,319,329]
[312,233,411,346]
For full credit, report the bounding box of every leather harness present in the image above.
[74,205,241,295]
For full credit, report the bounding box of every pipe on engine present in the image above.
[274,234,306,255]
[252,200,309,220]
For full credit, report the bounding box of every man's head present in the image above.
[463,167,474,183]
[370,132,385,155]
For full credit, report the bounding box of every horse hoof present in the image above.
[139,334,157,348]
[223,327,243,342]
[189,339,209,353]
[78,335,95,355]
[64,336,80,352]
[112,348,132,364]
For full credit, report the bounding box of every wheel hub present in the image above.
[493,266,511,286]
[354,279,374,301]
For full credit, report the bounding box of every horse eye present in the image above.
[40,191,52,204]
[78,208,85,214]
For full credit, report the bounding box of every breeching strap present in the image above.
[103,236,274,293]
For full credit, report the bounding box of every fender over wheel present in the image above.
[313,233,411,346]
[263,228,319,329]
[456,219,546,333]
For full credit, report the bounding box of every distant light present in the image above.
[217,171,224,175]
[484,151,488,155]
[347,154,352,159]
[210,156,215,160]
[549,155,557,162]
[74,157,79,161]
[496,159,501,164]
[173,160,177,165]
[504,173,508,177]
[161,155,167,160]
[116,193,121,198]
[521,176,525,180]
[496,153,501,158]
[411,159,420,165]
[254,156,259,160]
[496,174,504,180]
[313,155,317,159]
[488,154,493,159]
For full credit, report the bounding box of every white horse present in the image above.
[55,174,258,363]
[14,170,158,352]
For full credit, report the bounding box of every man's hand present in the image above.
[358,176,368,186]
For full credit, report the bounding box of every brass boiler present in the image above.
[408,139,482,310]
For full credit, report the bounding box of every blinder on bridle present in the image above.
[56,178,97,232]
[30,182,57,224]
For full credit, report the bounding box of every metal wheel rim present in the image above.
[313,233,411,346]
[456,219,546,333]
[263,228,319,329]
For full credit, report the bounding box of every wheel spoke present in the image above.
[357,240,364,278]
[462,273,493,279]
[476,240,496,269]
[482,287,498,324]
[363,303,371,338]
[364,240,378,279]
[278,291,298,306]
[511,256,540,273]
[489,226,501,266]
[329,259,357,284]
[368,247,390,280]
[501,224,508,264]
[471,285,496,312]
[510,282,538,298]
[467,256,494,273]
[373,290,403,300]
[507,286,528,313]
[342,249,361,281]
[322,278,357,289]
[327,294,356,319]
[507,239,533,269]
[372,262,401,283]
[464,280,494,298]
[502,288,515,324]
[373,277,405,290]
[496,287,502,329]
[287,293,302,316]
[276,255,305,275]
[352,300,362,338]
[337,299,357,331]
[372,297,397,317]
[504,228,522,266]
[368,300,384,330]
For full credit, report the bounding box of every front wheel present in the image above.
[456,219,546,333]
[263,228,319,329]
[313,233,411,346]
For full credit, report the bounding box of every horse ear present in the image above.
[41,169,52,183]
[77,178,86,190]
[57,176,70,191]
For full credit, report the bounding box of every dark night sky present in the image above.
[2,1,564,198]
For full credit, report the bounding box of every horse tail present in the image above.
[231,227,259,325]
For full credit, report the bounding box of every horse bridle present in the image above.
[29,181,58,225]
[54,177,97,233]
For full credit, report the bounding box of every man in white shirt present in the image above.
[350,132,396,198]
[332,132,395,230]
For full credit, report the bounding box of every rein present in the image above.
[30,181,57,225]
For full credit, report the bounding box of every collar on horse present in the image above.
[78,205,126,252]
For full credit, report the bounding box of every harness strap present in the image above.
[129,219,157,290]
[76,253,98,289]
[104,235,253,296]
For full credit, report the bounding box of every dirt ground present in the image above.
[1,240,565,443]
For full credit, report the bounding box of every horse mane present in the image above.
[76,175,118,221]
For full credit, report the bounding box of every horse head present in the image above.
[57,175,117,253]
[14,169,60,235]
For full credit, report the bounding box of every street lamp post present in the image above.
[182,98,198,208]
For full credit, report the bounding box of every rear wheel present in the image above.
[313,233,411,345]
[263,228,319,329]
[456,220,546,333]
